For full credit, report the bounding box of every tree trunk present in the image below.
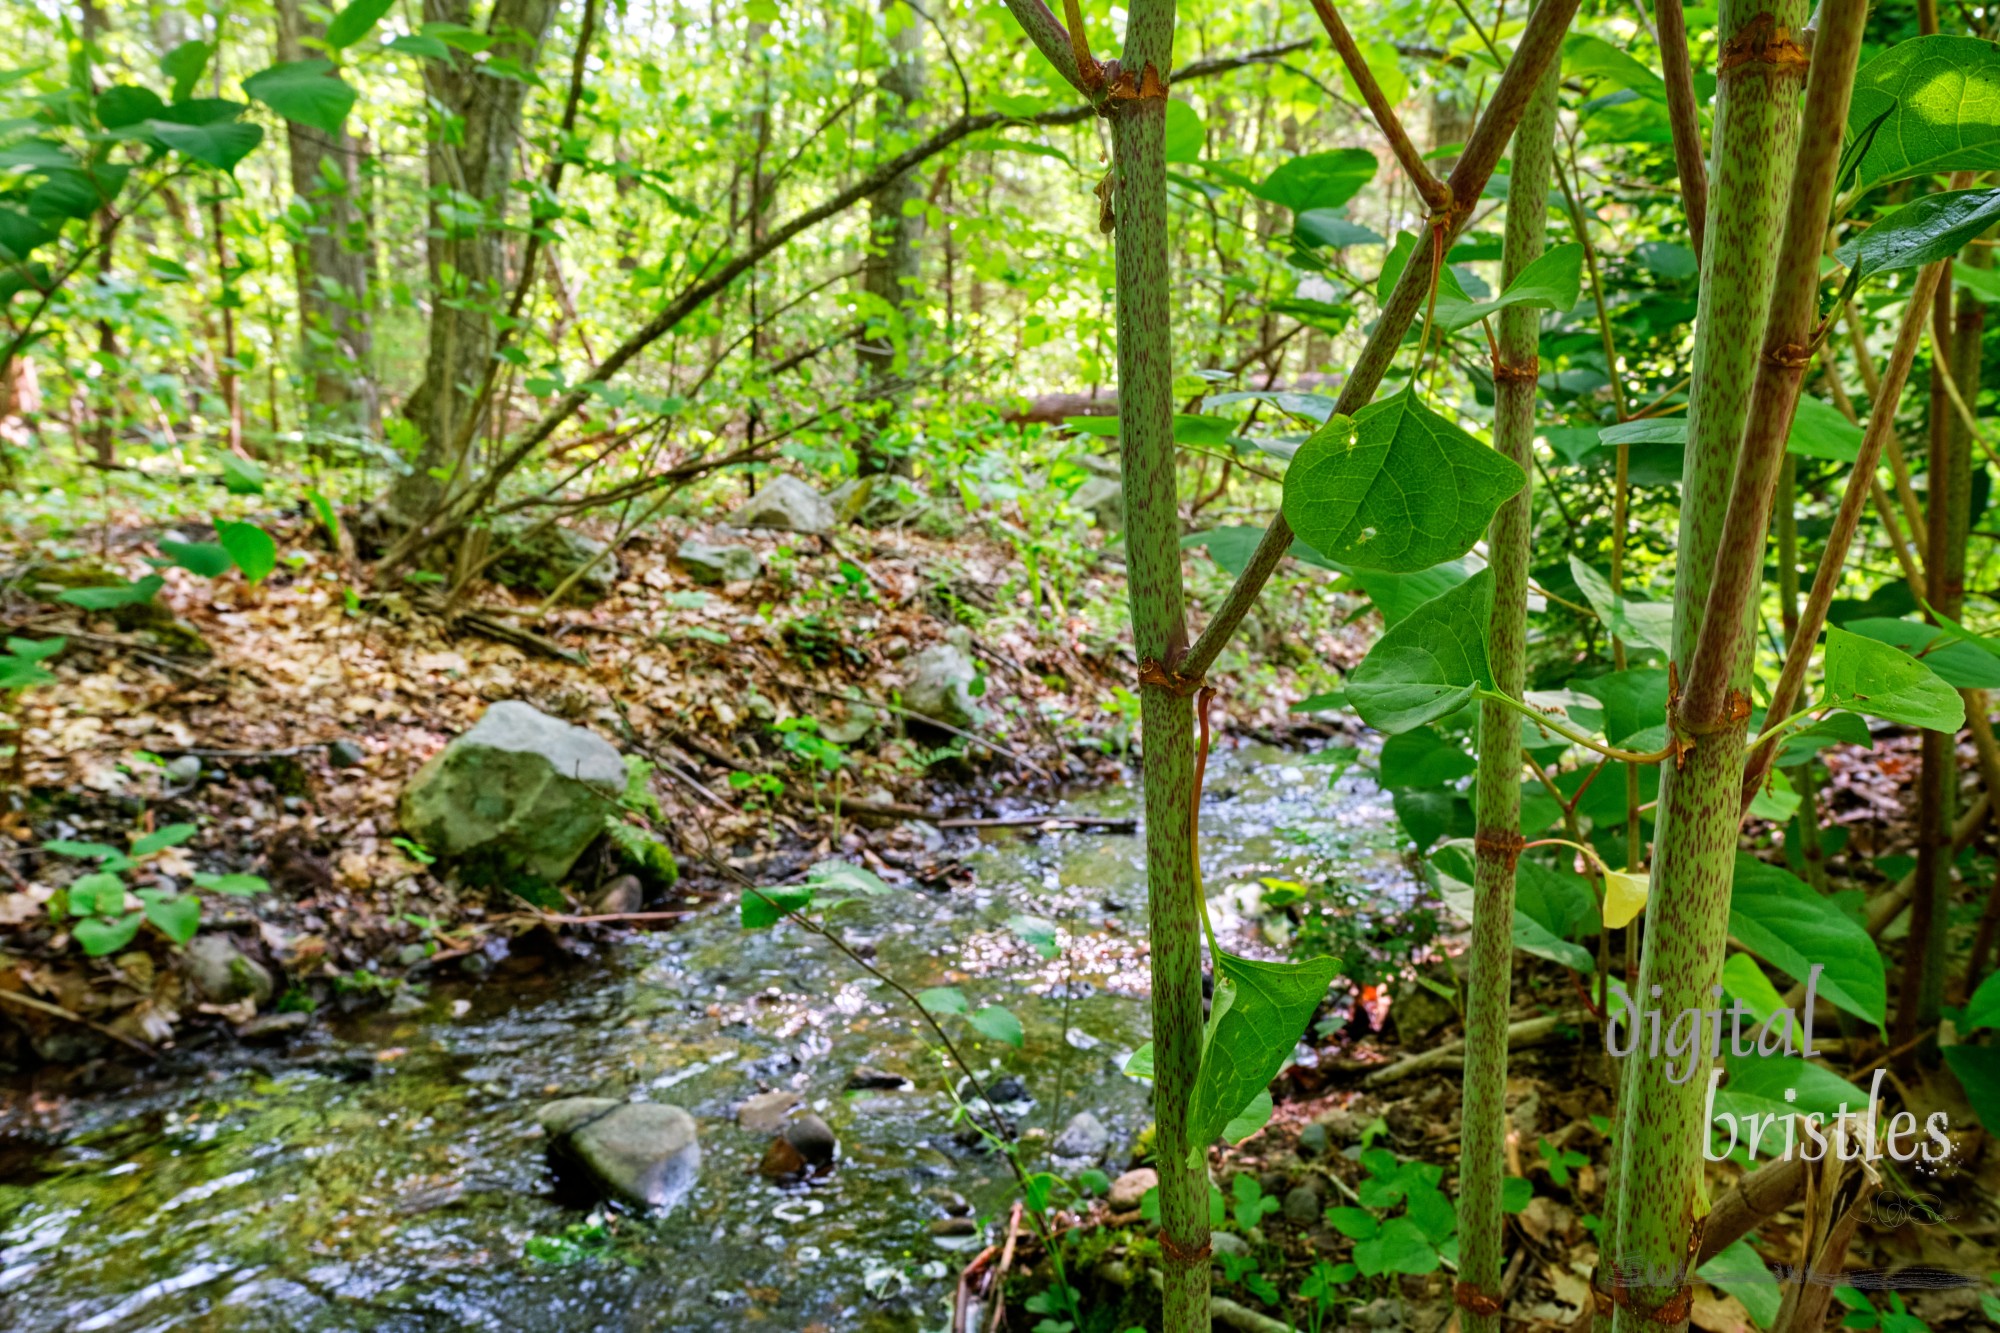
[1462,62,1558,1333]
[389,0,559,522]
[857,0,926,477]
[274,0,378,444]
[1601,0,1816,1323]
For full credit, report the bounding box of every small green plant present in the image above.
[1215,1251,1280,1304]
[46,823,267,956]
[0,635,63,781]
[1229,1172,1280,1232]
[524,1214,621,1265]
[601,756,677,884]
[1536,1138,1589,1189]
[1322,1148,1458,1278]
[390,836,436,866]
[1298,1258,1355,1333]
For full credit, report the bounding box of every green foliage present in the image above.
[1819,626,1965,732]
[1845,35,2000,192]
[45,818,262,955]
[1322,1148,1457,1278]
[1344,569,1495,734]
[1727,856,1885,1025]
[1836,188,2000,291]
[1282,393,1524,573]
[1187,949,1340,1155]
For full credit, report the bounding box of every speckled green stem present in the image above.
[1602,0,1813,1326]
[1462,61,1558,1333]
[1103,2,1210,1327]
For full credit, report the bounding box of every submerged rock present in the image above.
[677,539,762,586]
[538,1097,701,1213]
[903,644,984,729]
[735,1089,799,1134]
[1051,1111,1109,1164]
[398,701,625,884]
[728,475,835,533]
[759,1110,838,1178]
[185,934,273,1007]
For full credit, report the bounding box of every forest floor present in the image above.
[0,490,1351,1067]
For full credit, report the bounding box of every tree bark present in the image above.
[389,0,559,521]
[274,0,378,442]
[857,0,926,476]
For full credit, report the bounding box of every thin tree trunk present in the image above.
[858,0,926,476]
[389,0,558,521]
[1462,61,1557,1333]
[1602,0,1831,1324]
[273,0,378,444]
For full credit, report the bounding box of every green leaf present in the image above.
[1786,396,1864,462]
[970,1005,1025,1047]
[917,986,969,1014]
[1575,668,1668,746]
[1722,952,1788,1025]
[1187,949,1339,1147]
[220,454,266,495]
[1282,393,1523,573]
[1252,148,1378,214]
[242,60,358,134]
[1513,911,1594,973]
[55,575,164,609]
[419,21,494,53]
[1841,616,2000,689]
[1711,1052,1868,1124]
[1700,1240,1784,1330]
[45,839,122,862]
[194,871,270,896]
[1294,209,1383,250]
[1500,1176,1533,1213]
[1729,855,1885,1025]
[1344,560,1473,626]
[1008,913,1060,960]
[132,822,197,856]
[326,0,397,49]
[388,34,453,59]
[1820,626,1965,731]
[1163,99,1204,164]
[802,860,895,896]
[1564,32,1667,102]
[67,871,127,916]
[1943,1045,2000,1129]
[307,489,342,546]
[1345,569,1495,734]
[1846,36,2000,193]
[1405,1183,1457,1243]
[1221,1089,1274,1143]
[72,911,143,956]
[1568,557,1674,656]
[1122,1042,1155,1079]
[137,889,200,944]
[1325,1205,1378,1240]
[149,118,263,172]
[1375,234,1581,331]
[159,540,234,578]
[1837,188,2000,289]
[740,884,811,928]
[96,84,166,130]
[1963,970,2000,1031]
[1376,727,1476,790]
[217,520,278,584]
[161,40,213,102]
[1772,711,1872,768]
[1354,1216,1440,1277]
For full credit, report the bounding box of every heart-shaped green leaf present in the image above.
[1820,626,1964,732]
[1252,148,1378,214]
[67,871,127,917]
[133,822,197,857]
[242,60,358,134]
[72,911,144,956]
[1846,36,2000,193]
[138,889,201,944]
[969,1005,1024,1047]
[1187,949,1339,1149]
[1345,568,1495,734]
[1283,394,1523,574]
[217,520,278,584]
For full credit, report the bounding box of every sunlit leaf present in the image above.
[1846,36,2000,192]
[72,911,144,956]
[1282,393,1523,573]
[970,1005,1024,1046]
[217,520,278,584]
[326,0,397,49]
[1252,148,1378,214]
[1820,626,1965,731]
[1837,188,2000,290]
[243,60,358,134]
[1602,869,1648,929]
[137,889,200,944]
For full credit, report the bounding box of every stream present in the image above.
[0,743,1409,1332]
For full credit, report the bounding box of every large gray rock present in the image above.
[1051,1111,1109,1163]
[677,539,762,586]
[399,701,625,884]
[487,519,615,602]
[538,1097,701,1213]
[728,475,835,534]
[185,934,274,1006]
[903,644,984,729]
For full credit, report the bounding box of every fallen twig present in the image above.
[1361,1012,1580,1087]
[984,1200,1024,1333]
[0,986,158,1057]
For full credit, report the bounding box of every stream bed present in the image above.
[0,743,1408,1332]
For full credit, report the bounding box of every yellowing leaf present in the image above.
[1602,869,1648,929]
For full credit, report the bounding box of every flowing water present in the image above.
[0,743,1409,1332]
